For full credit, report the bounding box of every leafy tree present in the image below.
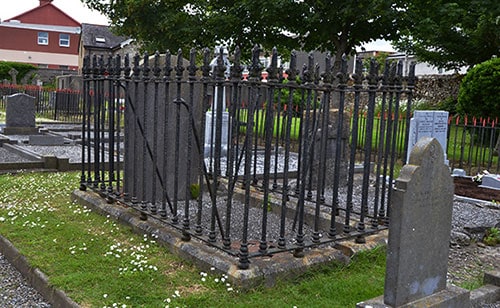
[284,0,403,69]
[81,0,404,66]
[394,0,500,71]
[81,0,294,57]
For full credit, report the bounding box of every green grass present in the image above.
[355,115,499,172]
[0,171,389,307]
[237,109,302,140]
[459,276,484,291]
[447,124,499,172]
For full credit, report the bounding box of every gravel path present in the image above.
[0,253,50,308]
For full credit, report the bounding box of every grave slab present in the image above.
[28,135,66,146]
[479,174,500,191]
[452,168,466,177]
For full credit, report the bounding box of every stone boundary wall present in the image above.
[414,74,464,106]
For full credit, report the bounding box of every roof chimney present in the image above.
[40,0,53,6]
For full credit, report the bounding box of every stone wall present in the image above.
[414,74,464,106]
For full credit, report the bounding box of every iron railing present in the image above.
[0,84,82,122]
[447,115,500,175]
[355,112,500,175]
[79,46,416,269]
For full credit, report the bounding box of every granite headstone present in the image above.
[4,93,38,135]
[357,137,471,308]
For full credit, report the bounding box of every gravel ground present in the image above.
[0,253,50,308]
[448,197,500,289]
[21,145,83,163]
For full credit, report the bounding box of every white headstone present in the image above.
[204,110,229,157]
[452,168,466,177]
[407,110,449,164]
[204,49,230,157]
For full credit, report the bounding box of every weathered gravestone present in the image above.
[3,93,39,135]
[407,111,449,165]
[8,68,18,85]
[357,137,471,308]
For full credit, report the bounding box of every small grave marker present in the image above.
[452,168,466,177]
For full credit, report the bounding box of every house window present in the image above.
[59,34,70,47]
[38,32,48,45]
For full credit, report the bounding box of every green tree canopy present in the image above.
[394,0,500,71]
[81,0,404,65]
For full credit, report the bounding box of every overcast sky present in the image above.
[0,0,109,25]
[0,0,395,51]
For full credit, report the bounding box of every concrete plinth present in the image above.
[357,284,471,308]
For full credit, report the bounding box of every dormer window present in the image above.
[95,37,106,43]
[38,32,48,45]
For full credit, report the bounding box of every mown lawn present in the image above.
[0,171,387,307]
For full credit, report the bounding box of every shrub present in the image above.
[437,97,458,114]
[274,77,304,116]
[457,57,500,119]
[0,61,38,83]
